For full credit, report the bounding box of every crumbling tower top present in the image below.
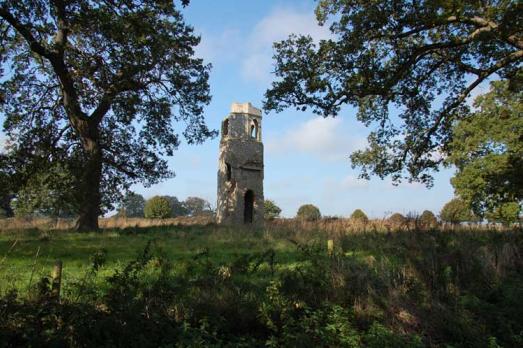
[230,102,262,117]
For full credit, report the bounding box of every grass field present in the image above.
[1,221,522,347]
[0,224,297,297]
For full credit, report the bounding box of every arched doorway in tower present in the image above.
[244,190,254,224]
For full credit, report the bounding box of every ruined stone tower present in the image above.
[217,102,264,226]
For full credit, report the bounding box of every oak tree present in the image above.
[0,0,214,230]
[448,81,522,220]
[265,0,522,185]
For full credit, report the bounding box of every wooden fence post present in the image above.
[327,239,334,255]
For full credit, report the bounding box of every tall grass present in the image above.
[0,222,521,347]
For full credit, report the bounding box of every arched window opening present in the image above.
[222,119,229,137]
[250,119,258,139]
[225,163,232,181]
[244,190,254,224]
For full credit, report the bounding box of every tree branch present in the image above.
[102,156,138,179]
[51,0,68,52]
[0,7,53,59]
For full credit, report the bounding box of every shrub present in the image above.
[296,204,321,221]
[440,198,474,225]
[420,210,438,229]
[264,200,282,220]
[388,213,406,228]
[350,209,369,223]
[144,196,172,219]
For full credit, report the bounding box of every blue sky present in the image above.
[144,0,456,218]
[1,0,458,218]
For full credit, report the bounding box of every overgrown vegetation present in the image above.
[0,223,521,347]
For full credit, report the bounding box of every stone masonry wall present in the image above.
[217,103,264,226]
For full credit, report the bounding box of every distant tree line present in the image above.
[263,198,520,227]
[118,193,213,219]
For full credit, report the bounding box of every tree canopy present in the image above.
[350,209,368,223]
[119,192,146,218]
[184,196,212,216]
[144,196,172,219]
[440,198,475,224]
[0,0,214,230]
[264,199,282,220]
[296,204,321,221]
[447,80,522,220]
[265,0,522,185]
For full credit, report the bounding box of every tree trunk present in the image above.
[74,125,102,232]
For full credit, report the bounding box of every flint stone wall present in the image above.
[217,103,264,226]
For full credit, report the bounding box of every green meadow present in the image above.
[1,224,522,347]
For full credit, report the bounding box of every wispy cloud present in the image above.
[266,116,366,161]
[195,28,243,65]
[241,6,331,84]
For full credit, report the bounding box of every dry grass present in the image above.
[0,215,215,231]
[0,214,516,234]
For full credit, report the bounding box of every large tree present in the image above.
[265,0,522,185]
[447,80,522,219]
[0,0,215,230]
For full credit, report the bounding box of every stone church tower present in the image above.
[217,102,264,226]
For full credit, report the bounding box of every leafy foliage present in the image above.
[0,0,214,230]
[264,199,282,220]
[440,198,474,224]
[420,210,438,229]
[144,196,171,219]
[486,202,521,226]
[264,0,523,185]
[118,192,145,218]
[448,81,522,219]
[296,204,321,221]
[164,195,189,218]
[183,196,212,216]
[11,163,77,218]
[388,213,407,228]
[350,209,369,223]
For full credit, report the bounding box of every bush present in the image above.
[350,209,369,223]
[264,200,282,220]
[296,204,321,221]
[388,213,406,228]
[420,210,438,229]
[144,196,172,219]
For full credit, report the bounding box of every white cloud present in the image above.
[195,28,242,65]
[241,6,332,84]
[266,116,366,161]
